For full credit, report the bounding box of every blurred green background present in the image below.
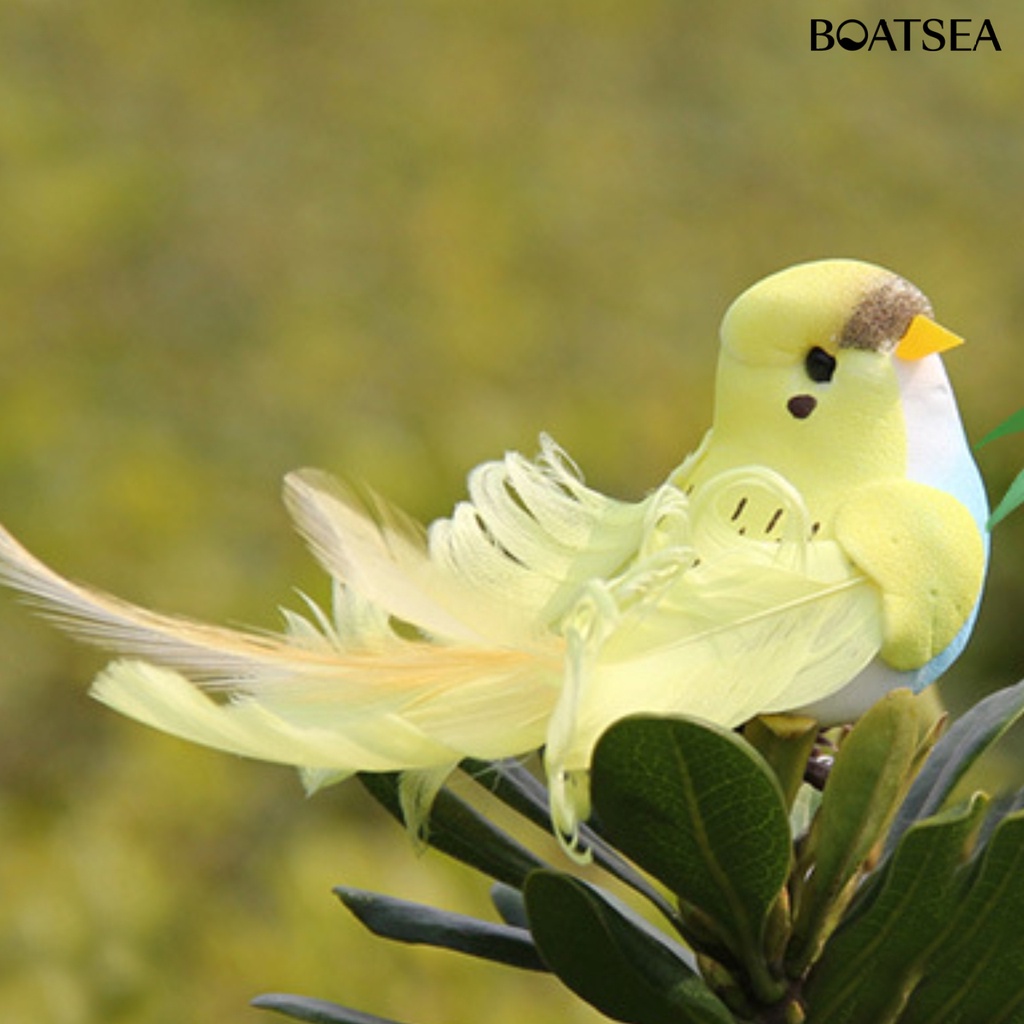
[1,2,1023,1022]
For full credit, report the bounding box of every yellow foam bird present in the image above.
[0,259,988,839]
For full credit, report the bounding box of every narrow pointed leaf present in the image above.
[987,468,1024,529]
[977,408,1024,447]
[591,715,791,978]
[804,796,988,1024]
[358,772,547,888]
[463,758,680,923]
[524,870,732,1024]
[252,994,409,1024]
[975,787,1024,851]
[886,678,1024,858]
[335,887,545,971]
[898,811,1024,1023]
[462,758,555,832]
[491,883,530,929]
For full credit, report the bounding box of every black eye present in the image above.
[805,346,836,383]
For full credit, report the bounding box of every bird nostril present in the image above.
[788,395,818,419]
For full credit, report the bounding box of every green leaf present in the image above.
[898,810,1024,1024]
[462,758,554,832]
[886,678,1024,858]
[743,714,820,811]
[987,467,1024,529]
[975,409,1024,528]
[975,787,1024,850]
[491,882,530,929]
[524,870,733,1024]
[334,887,546,971]
[591,715,791,1000]
[803,796,988,1024]
[463,758,679,924]
[977,408,1024,447]
[790,783,822,841]
[358,772,548,889]
[252,993,409,1024]
[789,691,940,972]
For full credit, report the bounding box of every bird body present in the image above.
[0,259,988,838]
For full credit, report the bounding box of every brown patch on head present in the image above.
[840,275,934,353]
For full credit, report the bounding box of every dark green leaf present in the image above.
[463,758,680,924]
[804,796,988,1024]
[898,811,1024,1024]
[591,715,791,990]
[358,772,548,889]
[462,758,554,833]
[524,870,733,1024]
[335,887,546,971]
[252,993,410,1024]
[886,678,1024,858]
[491,883,530,929]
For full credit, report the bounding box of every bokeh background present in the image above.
[2,2,1023,1022]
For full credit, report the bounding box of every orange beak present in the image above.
[895,314,964,361]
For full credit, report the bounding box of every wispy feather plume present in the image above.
[0,521,562,770]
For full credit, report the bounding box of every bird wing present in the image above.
[833,478,987,671]
[544,467,885,828]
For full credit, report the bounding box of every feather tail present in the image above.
[0,525,292,681]
[0,525,561,772]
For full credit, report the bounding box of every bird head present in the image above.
[687,259,967,530]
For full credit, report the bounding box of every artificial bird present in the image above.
[0,258,988,840]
